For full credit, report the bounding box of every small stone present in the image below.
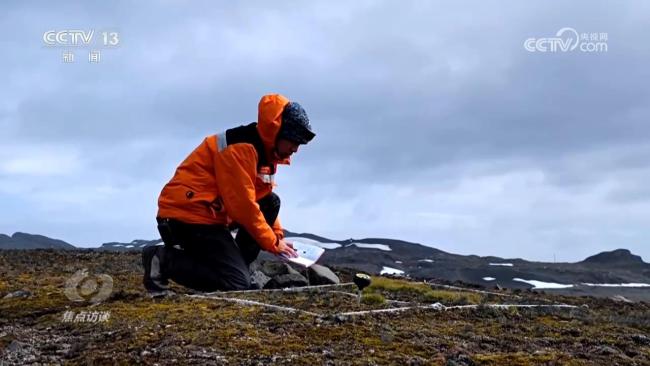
[593,345,619,356]
[445,353,476,366]
[334,314,349,324]
[3,290,32,299]
[431,302,445,310]
[141,350,151,357]
[322,349,333,358]
[408,356,426,366]
[380,331,394,343]
[632,334,650,345]
[609,295,633,303]
[7,340,25,352]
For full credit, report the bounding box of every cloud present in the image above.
[0,1,648,261]
[0,145,81,176]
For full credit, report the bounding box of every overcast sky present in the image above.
[1,1,648,262]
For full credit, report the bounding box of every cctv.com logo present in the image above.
[64,269,113,304]
[524,27,608,53]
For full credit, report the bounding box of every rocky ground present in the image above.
[1,249,649,365]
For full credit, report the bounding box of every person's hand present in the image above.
[276,239,298,259]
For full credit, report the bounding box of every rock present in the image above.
[257,261,309,288]
[445,353,476,366]
[7,340,25,352]
[430,302,446,310]
[253,260,338,288]
[380,330,394,343]
[306,264,340,285]
[250,270,271,289]
[321,349,333,358]
[632,334,650,346]
[407,356,427,366]
[593,345,619,356]
[147,290,176,299]
[3,290,31,299]
[334,314,349,324]
[609,295,633,303]
[265,273,309,289]
[259,261,298,277]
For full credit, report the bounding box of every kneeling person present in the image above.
[143,94,315,294]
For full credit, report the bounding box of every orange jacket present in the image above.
[157,94,292,254]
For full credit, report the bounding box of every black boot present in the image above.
[142,245,170,296]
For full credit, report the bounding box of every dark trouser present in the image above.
[157,193,280,291]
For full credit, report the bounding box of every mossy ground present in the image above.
[364,276,483,305]
[1,249,649,365]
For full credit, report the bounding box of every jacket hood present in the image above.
[257,94,291,163]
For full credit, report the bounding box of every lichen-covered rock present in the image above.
[307,264,340,285]
[265,273,309,289]
[254,261,309,288]
[249,270,271,289]
[259,261,296,277]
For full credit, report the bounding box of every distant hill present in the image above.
[2,230,649,300]
[0,232,76,250]
[581,248,645,266]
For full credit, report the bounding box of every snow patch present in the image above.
[483,277,496,281]
[513,278,573,289]
[125,245,134,248]
[352,243,392,251]
[581,283,650,288]
[380,266,404,276]
[418,259,434,263]
[395,260,402,264]
[489,263,513,267]
[284,236,341,249]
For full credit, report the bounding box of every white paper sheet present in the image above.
[279,240,325,267]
